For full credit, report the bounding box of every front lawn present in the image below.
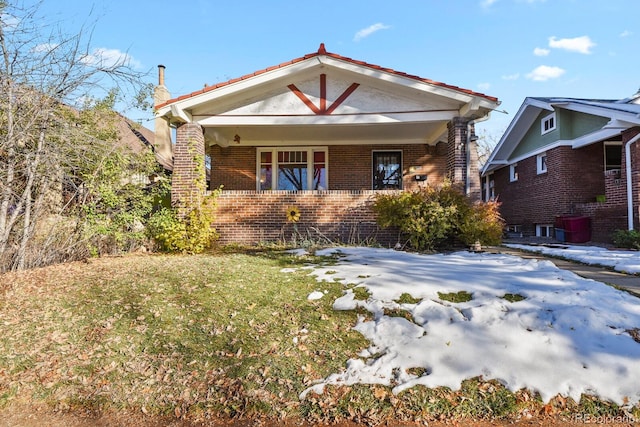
[0,248,637,425]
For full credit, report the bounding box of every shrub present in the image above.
[148,193,219,254]
[458,199,504,247]
[373,183,504,251]
[611,229,640,250]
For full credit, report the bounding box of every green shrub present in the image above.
[611,229,640,250]
[148,193,219,254]
[373,183,504,251]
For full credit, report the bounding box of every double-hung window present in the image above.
[258,147,327,191]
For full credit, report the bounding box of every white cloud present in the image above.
[477,82,491,91]
[32,43,60,53]
[526,65,565,82]
[501,73,520,80]
[619,30,632,38]
[353,23,391,42]
[533,47,550,56]
[548,35,595,54]
[80,48,142,69]
[0,12,20,30]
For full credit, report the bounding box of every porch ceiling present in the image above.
[204,120,448,147]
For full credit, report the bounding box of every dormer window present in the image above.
[541,112,556,135]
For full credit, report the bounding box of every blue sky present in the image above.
[20,0,640,140]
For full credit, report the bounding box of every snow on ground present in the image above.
[505,243,640,274]
[291,247,640,405]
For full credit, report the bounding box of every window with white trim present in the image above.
[536,224,554,238]
[258,147,327,191]
[536,152,547,174]
[509,163,519,182]
[604,142,622,171]
[541,112,556,135]
[482,174,495,201]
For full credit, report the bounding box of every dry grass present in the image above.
[1,249,637,425]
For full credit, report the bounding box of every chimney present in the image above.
[154,64,173,167]
[158,64,166,86]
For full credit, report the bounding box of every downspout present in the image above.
[625,133,640,230]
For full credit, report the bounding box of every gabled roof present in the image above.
[156,43,498,110]
[116,115,173,172]
[482,94,640,175]
[156,44,501,147]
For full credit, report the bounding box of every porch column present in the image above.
[171,122,206,216]
[446,118,482,201]
[466,122,482,202]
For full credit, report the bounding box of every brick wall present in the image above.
[212,190,402,246]
[624,127,640,229]
[209,143,448,191]
[493,143,606,237]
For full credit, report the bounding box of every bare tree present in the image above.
[0,1,154,271]
[476,129,503,169]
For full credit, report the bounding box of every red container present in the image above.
[559,216,591,243]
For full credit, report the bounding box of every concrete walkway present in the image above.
[487,245,640,298]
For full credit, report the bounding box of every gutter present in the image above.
[625,132,640,230]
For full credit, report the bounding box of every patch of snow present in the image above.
[307,291,324,300]
[287,248,310,256]
[506,244,640,274]
[296,247,640,405]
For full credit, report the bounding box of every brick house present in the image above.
[481,95,640,243]
[154,44,500,244]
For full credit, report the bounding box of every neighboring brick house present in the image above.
[154,44,500,244]
[481,95,640,243]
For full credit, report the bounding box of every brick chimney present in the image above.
[154,65,173,166]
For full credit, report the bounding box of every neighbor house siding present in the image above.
[209,143,448,191]
[559,110,610,141]
[510,110,561,159]
[494,143,605,236]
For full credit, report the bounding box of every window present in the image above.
[604,142,622,171]
[509,163,519,182]
[541,112,556,135]
[258,147,327,191]
[482,174,495,201]
[506,225,522,237]
[373,151,402,190]
[536,152,547,174]
[536,224,554,238]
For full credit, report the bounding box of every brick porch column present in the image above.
[466,122,482,201]
[446,118,482,201]
[171,122,206,216]
[447,117,469,187]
